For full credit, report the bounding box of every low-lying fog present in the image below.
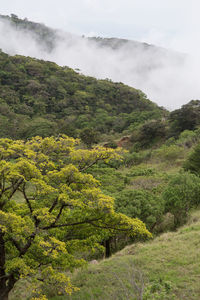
[0,18,199,110]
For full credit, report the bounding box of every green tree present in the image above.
[0,135,150,299]
[115,190,164,230]
[135,119,166,148]
[162,172,200,226]
[169,100,200,137]
[79,127,100,148]
[184,142,200,175]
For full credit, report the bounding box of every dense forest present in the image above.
[1,15,200,300]
[0,49,165,143]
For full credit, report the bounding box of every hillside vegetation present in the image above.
[0,50,164,141]
[0,14,175,56]
[50,209,200,300]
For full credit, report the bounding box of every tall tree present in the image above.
[0,135,150,299]
[169,100,200,137]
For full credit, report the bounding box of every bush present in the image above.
[123,150,152,167]
[162,172,200,226]
[152,144,184,163]
[127,167,155,177]
[135,119,167,148]
[143,280,175,300]
[184,142,200,175]
[169,100,200,137]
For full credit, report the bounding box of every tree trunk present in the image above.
[0,274,16,300]
[0,231,16,300]
[105,238,111,258]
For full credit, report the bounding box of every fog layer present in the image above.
[0,18,199,110]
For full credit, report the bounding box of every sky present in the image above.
[0,0,199,52]
[0,1,200,110]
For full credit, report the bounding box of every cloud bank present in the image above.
[0,18,199,110]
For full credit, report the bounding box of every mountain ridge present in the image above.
[0,13,187,109]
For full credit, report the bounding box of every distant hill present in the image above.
[0,50,165,140]
[0,14,187,109]
[0,14,169,54]
[0,13,59,52]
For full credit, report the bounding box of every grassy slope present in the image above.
[51,209,200,300]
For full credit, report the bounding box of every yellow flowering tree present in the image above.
[0,135,151,299]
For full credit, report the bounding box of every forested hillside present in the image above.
[0,50,164,141]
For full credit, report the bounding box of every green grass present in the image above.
[50,209,200,300]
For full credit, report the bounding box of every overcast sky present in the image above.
[0,0,200,53]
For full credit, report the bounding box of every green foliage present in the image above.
[162,172,200,225]
[115,190,164,230]
[123,150,152,167]
[176,129,198,145]
[103,141,118,149]
[152,144,184,163]
[143,280,175,300]
[169,100,200,137]
[79,128,100,148]
[0,135,150,299]
[88,166,126,195]
[184,142,200,175]
[131,119,166,148]
[0,50,164,140]
[127,167,155,177]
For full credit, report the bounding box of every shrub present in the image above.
[162,172,200,226]
[184,142,200,175]
[152,144,184,163]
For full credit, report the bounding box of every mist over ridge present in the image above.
[0,14,199,110]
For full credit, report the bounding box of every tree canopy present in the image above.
[162,172,200,225]
[0,135,150,299]
[169,100,200,137]
[0,50,164,141]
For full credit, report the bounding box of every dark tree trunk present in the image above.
[0,277,16,300]
[0,231,16,300]
[105,238,111,258]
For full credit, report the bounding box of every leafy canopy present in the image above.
[0,50,164,140]
[0,135,150,299]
